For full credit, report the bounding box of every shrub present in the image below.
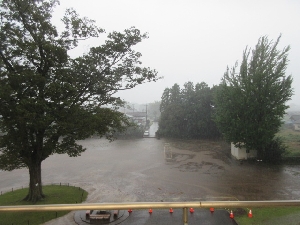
[262,137,286,163]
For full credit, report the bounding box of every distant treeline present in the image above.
[157,82,221,139]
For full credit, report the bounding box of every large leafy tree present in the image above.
[193,82,220,138]
[214,35,293,160]
[0,0,158,202]
[181,81,196,137]
[159,83,184,137]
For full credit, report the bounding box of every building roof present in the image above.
[126,112,147,118]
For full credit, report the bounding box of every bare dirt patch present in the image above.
[166,139,230,153]
[175,161,225,172]
[164,138,232,165]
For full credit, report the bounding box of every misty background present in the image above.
[52,0,300,109]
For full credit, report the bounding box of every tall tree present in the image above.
[0,0,158,202]
[158,82,220,139]
[159,88,170,113]
[158,84,184,137]
[214,35,293,160]
[181,82,195,137]
[194,82,220,138]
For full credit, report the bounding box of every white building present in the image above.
[231,143,257,160]
[290,115,300,131]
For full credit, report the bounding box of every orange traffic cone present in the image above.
[189,208,194,213]
[248,209,253,218]
[229,210,234,219]
[128,209,132,213]
[169,208,173,213]
[210,207,214,213]
[149,208,153,214]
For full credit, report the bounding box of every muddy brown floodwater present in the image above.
[1,123,300,224]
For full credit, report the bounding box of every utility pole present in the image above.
[145,104,148,122]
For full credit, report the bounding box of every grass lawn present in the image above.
[235,207,300,225]
[276,125,300,157]
[0,185,88,225]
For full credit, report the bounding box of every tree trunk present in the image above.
[256,147,264,161]
[24,160,44,202]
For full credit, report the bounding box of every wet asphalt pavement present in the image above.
[115,209,238,225]
[1,122,300,224]
[124,209,238,225]
[74,208,238,225]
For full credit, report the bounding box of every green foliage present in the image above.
[0,185,88,225]
[115,123,144,138]
[262,137,286,163]
[213,35,293,161]
[276,126,300,157]
[235,207,300,225]
[158,82,220,139]
[0,0,158,201]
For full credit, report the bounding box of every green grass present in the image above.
[0,185,88,225]
[276,126,300,157]
[235,207,300,225]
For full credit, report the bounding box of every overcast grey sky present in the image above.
[53,0,300,105]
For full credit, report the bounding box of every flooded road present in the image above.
[1,122,300,224]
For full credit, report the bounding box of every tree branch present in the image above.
[0,49,15,72]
